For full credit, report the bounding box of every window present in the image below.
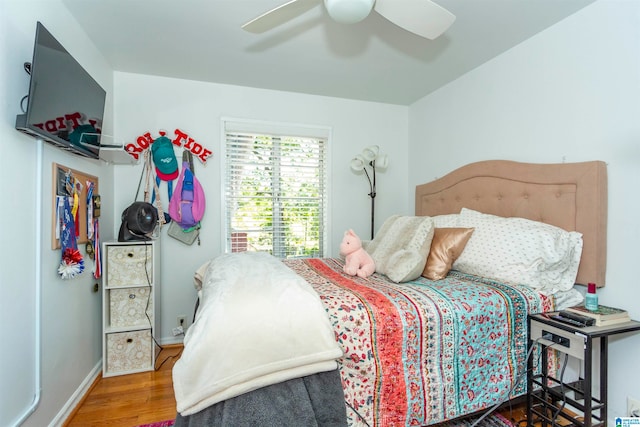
[223,120,329,259]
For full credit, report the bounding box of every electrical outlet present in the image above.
[177,315,186,328]
[628,396,640,417]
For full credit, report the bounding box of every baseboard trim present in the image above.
[160,336,185,346]
[55,361,102,427]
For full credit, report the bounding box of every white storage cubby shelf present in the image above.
[102,241,160,377]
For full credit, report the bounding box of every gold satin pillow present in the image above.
[422,228,474,280]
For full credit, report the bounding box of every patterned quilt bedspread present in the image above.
[284,258,555,427]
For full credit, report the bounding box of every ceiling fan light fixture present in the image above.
[324,0,375,24]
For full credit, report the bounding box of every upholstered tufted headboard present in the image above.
[415,160,607,287]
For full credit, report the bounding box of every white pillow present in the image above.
[431,213,461,228]
[452,208,583,294]
[367,215,435,283]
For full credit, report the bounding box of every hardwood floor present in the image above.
[64,345,183,427]
[63,344,532,427]
[497,401,530,427]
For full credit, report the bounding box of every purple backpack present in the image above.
[168,161,205,229]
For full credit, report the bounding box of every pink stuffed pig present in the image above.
[339,229,375,278]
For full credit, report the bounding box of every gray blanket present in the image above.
[174,369,348,427]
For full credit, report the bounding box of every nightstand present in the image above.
[527,313,640,427]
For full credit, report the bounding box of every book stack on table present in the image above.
[565,304,631,327]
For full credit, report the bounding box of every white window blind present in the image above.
[223,121,328,259]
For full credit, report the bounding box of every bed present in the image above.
[173,160,608,427]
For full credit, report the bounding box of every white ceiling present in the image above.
[63,0,595,106]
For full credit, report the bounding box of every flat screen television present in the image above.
[15,22,106,160]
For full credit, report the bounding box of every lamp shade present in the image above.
[375,153,389,169]
[362,145,379,162]
[350,155,366,172]
[325,0,375,24]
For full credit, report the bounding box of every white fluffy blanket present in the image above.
[173,252,343,416]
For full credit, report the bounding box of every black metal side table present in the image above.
[527,313,640,427]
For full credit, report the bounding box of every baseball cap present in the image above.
[151,136,178,181]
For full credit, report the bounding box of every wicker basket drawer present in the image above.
[109,287,153,328]
[105,330,153,374]
[106,245,153,287]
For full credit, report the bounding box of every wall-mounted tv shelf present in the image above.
[97,144,138,165]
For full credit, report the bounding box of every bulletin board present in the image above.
[51,163,99,249]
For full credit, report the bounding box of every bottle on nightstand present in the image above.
[585,282,598,311]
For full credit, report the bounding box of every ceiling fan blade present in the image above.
[374,0,456,40]
[242,0,321,33]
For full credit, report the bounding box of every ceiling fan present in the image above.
[242,0,456,40]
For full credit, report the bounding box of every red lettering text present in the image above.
[45,120,58,132]
[191,142,202,155]
[125,144,141,160]
[198,148,213,163]
[127,128,211,164]
[65,112,82,129]
[136,132,152,150]
[173,128,188,147]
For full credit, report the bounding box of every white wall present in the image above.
[112,73,409,343]
[408,0,640,421]
[0,1,116,426]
